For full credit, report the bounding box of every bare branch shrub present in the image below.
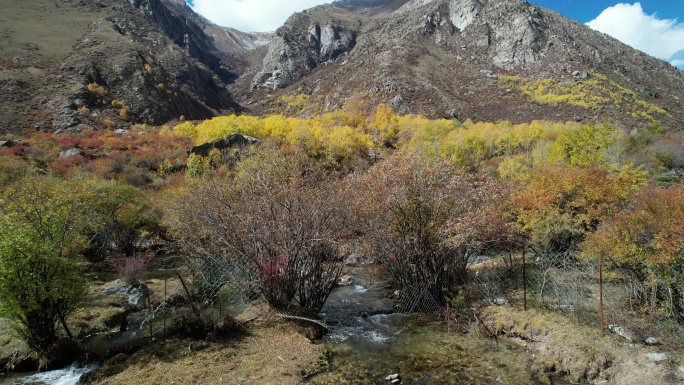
[352,154,512,313]
[162,146,348,315]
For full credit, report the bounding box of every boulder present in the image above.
[480,69,498,79]
[344,253,364,265]
[0,140,13,148]
[646,352,667,362]
[101,280,149,311]
[644,337,661,346]
[187,133,260,157]
[337,275,354,286]
[59,148,84,158]
[607,324,633,342]
[493,298,509,306]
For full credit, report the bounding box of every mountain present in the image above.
[238,0,684,130]
[2,0,683,135]
[0,0,246,134]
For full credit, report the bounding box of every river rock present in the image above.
[344,253,363,265]
[646,352,667,362]
[101,280,149,310]
[337,275,354,286]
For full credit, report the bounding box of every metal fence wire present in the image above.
[138,241,682,347]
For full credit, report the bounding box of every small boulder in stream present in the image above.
[337,275,354,286]
[101,279,149,310]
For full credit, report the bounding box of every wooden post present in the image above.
[599,254,605,337]
[163,269,167,337]
[148,295,153,338]
[177,272,201,319]
[522,244,527,312]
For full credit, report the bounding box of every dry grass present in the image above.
[86,317,324,385]
[483,305,680,384]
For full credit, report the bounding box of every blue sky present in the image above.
[186,1,684,69]
[529,0,683,23]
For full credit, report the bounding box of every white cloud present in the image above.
[586,2,684,61]
[671,59,684,67]
[190,0,332,32]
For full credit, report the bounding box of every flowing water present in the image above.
[0,363,98,385]
[310,274,564,385]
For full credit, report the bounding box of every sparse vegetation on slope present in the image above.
[499,74,671,121]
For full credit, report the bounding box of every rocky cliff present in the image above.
[240,0,684,130]
[0,0,242,134]
[251,6,361,90]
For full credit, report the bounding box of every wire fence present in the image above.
[464,244,684,347]
[132,241,683,349]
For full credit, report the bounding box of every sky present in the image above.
[186,0,684,69]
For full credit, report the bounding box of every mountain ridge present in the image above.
[1,0,682,135]
[238,0,683,131]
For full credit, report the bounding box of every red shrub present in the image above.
[4,145,26,157]
[110,254,151,284]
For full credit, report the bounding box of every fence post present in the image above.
[523,244,527,312]
[599,253,605,337]
[164,268,167,337]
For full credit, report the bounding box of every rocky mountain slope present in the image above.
[2,0,683,134]
[0,0,245,134]
[237,0,684,130]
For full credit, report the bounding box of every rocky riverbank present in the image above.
[482,305,684,384]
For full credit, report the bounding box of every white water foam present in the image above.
[20,363,98,385]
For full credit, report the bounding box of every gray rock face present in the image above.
[449,0,484,30]
[320,25,356,61]
[251,10,358,90]
[134,0,236,84]
[488,1,547,69]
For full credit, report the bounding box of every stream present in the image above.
[310,274,567,385]
[1,274,572,384]
[0,363,97,385]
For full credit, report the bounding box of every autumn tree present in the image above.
[515,164,643,263]
[583,184,684,321]
[354,154,512,312]
[0,178,89,355]
[80,179,158,261]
